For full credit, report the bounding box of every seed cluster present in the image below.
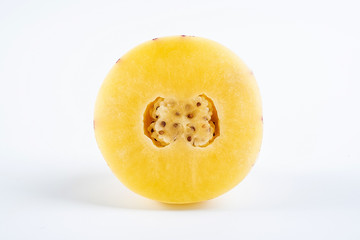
[147,96,216,147]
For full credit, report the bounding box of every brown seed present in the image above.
[160,121,166,127]
[187,113,193,119]
[159,130,164,135]
[213,133,215,136]
[156,106,159,110]
[151,128,154,133]
[156,115,158,118]
[154,139,158,141]
[202,124,206,128]
[190,126,196,131]
[187,136,192,142]
[175,112,180,116]
[173,123,179,128]
[196,102,201,107]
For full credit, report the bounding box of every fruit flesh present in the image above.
[94,36,262,203]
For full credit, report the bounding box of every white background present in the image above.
[1,0,359,239]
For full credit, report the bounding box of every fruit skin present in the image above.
[94,36,262,204]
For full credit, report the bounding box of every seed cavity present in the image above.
[144,94,219,147]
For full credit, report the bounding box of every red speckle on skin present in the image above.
[116,58,121,63]
[181,35,186,37]
[93,120,96,129]
[261,116,263,123]
[152,38,158,40]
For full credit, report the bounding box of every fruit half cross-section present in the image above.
[94,35,263,204]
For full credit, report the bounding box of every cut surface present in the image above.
[144,94,219,147]
[94,36,263,204]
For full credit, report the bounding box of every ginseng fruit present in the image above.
[94,36,263,204]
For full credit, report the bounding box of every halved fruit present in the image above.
[94,35,263,204]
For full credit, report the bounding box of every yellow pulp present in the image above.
[94,36,263,203]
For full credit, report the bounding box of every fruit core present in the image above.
[144,94,219,147]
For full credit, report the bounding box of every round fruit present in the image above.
[94,35,263,204]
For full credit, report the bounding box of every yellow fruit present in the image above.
[94,35,263,204]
